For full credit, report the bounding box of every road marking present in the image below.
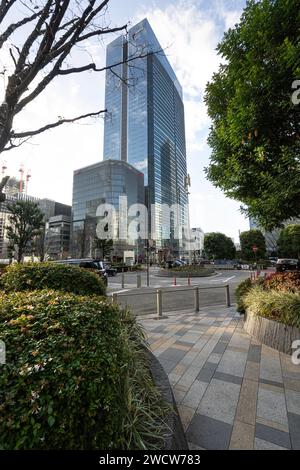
[221,275,236,283]
[210,272,223,278]
[108,289,130,295]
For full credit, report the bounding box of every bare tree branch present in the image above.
[0,0,17,24]
[0,8,43,49]
[9,47,17,67]
[0,0,159,155]
[11,109,107,138]
[2,136,32,152]
[57,50,155,75]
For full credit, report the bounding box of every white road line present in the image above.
[221,275,236,283]
[108,289,131,295]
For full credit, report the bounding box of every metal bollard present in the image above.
[121,273,125,289]
[194,286,199,313]
[156,289,162,317]
[225,285,231,307]
[137,274,141,288]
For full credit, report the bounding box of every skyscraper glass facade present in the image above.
[72,160,145,258]
[103,19,189,253]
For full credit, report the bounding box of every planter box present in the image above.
[244,310,300,355]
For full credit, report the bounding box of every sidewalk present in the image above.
[140,307,300,450]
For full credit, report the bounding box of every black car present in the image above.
[54,259,108,285]
[275,258,299,273]
[103,263,117,277]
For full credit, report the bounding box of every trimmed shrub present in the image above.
[0,290,127,449]
[0,290,168,449]
[162,266,215,277]
[244,285,300,328]
[264,272,300,293]
[0,291,170,450]
[1,262,106,296]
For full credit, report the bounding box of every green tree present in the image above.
[277,224,300,258]
[6,201,44,263]
[204,232,236,260]
[204,0,300,230]
[240,229,266,261]
[93,237,113,260]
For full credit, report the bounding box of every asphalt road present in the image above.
[107,267,253,316]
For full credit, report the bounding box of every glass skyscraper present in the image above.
[103,19,189,254]
[71,160,145,259]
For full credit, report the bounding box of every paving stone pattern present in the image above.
[140,306,300,450]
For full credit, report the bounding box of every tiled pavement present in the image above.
[140,306,300,450]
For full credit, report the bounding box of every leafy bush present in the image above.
[244,285,300,328]
[0,263,8,278]
[264,272,300,293]
[0,290,168,449]
[235,278,253,313]
[1,262,106,296]
[0,290,127,449]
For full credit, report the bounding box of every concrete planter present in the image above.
[147,349,188,450]
[244,310,300,355]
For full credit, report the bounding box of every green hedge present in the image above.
[0,262,106,296]
[161,266,215,277]
[0,290,168,449]
[0,290,128,449]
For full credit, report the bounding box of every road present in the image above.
[107,267,253,316]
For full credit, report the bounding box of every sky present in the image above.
[0,0,250,242]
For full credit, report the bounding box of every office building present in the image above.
[0,187,71,260]
[44,215,71,260]
[103,18,190,256]
[71,160,145,260]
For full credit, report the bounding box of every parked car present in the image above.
[275,258,299,273]
[53,258,108,285]
[102,263,117,277]
[174,259,184,267]
[268,257,278,266]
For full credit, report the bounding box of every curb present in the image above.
[147,350,189,450]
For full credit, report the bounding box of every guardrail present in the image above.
[112,284,231,318]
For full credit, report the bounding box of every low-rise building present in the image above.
[45,215,71,260]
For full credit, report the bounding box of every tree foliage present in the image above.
[277,224,300,257]
[205,0,300,230]
[93,236,113,260]
[240,229,266,261]
[6,200,44,262]
[204,232,236,259]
